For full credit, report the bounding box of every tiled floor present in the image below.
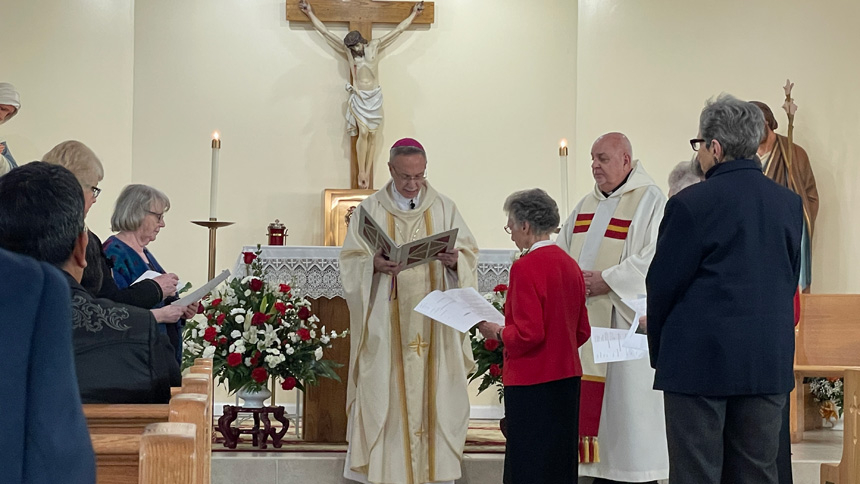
[212,422,844,484]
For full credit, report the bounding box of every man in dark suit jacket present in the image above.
[647,94,803,484]
[0,162,180,406]
[0,248,96,484]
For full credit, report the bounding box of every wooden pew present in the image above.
[89,360,214,483]
[139,423,197,483]
[821,368,860,484]
[170,393,211,484]
[86,361,214,436]
[791,295,860,443]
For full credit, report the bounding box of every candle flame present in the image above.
[213,131,220,140]
[560,138,567,148]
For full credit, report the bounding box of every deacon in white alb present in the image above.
[557,132,669,483]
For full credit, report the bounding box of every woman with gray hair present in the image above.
[668,160,704,197]
[42,140,179,310]
[477,188,590,484]
[104,184,197,364]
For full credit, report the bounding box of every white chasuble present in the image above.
[558,160,671,482]
[340,180,478,484]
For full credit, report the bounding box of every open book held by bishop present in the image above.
[340,138,478,484]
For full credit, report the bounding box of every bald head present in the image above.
[591,132,634,193]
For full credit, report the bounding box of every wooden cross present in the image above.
[287,0,435,50]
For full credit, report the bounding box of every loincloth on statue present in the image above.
[345,84,383,136]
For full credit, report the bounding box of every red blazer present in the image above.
[501,245,590,386]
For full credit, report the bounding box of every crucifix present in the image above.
[287,0,435,190]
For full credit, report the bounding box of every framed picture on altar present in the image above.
[323,188,376,246]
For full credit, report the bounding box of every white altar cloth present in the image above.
[232,246,516,299]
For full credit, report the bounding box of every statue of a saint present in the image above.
[299,0,424,189]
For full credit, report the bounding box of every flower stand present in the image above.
[217,405,291,449]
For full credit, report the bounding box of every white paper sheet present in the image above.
[413,287,504,332]
[133,270,163,284]
[590,327,648,363]
[170,269,230,307]
[621,296,648,350]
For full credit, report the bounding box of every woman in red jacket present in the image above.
[479,188,591,484]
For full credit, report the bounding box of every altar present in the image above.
[232,246,516,442]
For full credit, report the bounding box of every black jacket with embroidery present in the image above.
[65,272,180,403]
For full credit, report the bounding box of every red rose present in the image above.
[274,302,287,315]
[216,313,226,325]
[243,252,257,264]
[251,312,269,326]
[281,376,298,390]
[484,339,500,351]
[206,313,213,321]
[210,298,222,307]
[227,352,243,367]
[196,302,205,314]
[249,278,264,292]
[297,328,311,341]
[489,363,502,377]
[251,367,268,383]
[279,284,292,294]
[218,336,227,345]
[250,350,262,366]
[297,307,311,320]
[203,326,217,343]
[493,284,508,293]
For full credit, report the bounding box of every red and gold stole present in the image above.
[567,187,647,463]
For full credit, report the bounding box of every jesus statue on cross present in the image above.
[298,0,425,189]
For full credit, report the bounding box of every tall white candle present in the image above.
[210,131,221,220]
[559,139,569,216]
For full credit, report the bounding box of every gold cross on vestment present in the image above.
[414,424,426,439]
[286,0,435,47]
[408,333,429,357]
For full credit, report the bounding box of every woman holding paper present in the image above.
[478,188,590,484]
[42,141,179,308]
[105,184,197,364]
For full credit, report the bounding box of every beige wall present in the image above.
[576,0,860,293]
[0,0,135,231]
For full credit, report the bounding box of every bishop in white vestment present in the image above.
[557,133,669,483]
[340,138,478,484]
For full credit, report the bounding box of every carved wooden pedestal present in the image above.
[217,405,291,449]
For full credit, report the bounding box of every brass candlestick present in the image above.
[192,218,235,280]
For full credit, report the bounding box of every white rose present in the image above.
[202,346,216,359]
[314,347,323,361]
[231,330,241,339]
[235,315,245,324]
[286,347,295,355]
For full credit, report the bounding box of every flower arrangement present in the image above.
[182,249,348,393]
[468,284,507,402]
[809,377,844,420]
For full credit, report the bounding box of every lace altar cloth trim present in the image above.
[233,246,516,299]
